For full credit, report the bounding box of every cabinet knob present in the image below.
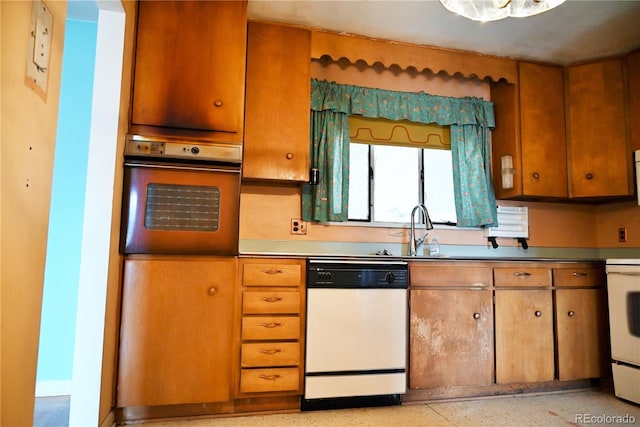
[213,99,223,107]
[262,296,283,303]
[534,310,542,317]
[473,312,481,320]
[585,173,594,180]
[286,152,294,160]
[208,287,217,296]
[262,268,283,275]
[568,311,575,317]
[532,172,540,180]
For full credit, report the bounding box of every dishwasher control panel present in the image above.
[307,259,408,289]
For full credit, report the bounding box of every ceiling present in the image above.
[247,0,640,65]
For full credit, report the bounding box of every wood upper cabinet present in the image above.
[627,49,640,152]
[117,257,237,407]
[243,22,311,182]
[409,263,494,389]
[491,62,567,199]
[567,59,633,198]
[131,1,247,141]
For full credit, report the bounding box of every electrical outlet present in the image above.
[618,227,627,243]
[291,218,307,235]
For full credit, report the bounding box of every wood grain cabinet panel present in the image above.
[117,257,237,407]
[243,22,311,182]
[238,258,306,397]
[490,62,567,199]
[567,59,633,198]
[555,288,609,380]
[495,289,555,384]
[410,289,494,389]
[131,1,247,139]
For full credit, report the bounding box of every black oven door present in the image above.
[121,161,240,255]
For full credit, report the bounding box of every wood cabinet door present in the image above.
[410,289,494,389]
[519,62,568,198]
[243,22,311,182]
[495,289,554,384]
[131,1,247,135]
[117,257,237,407]
[555,289,608,380]
[567,59,632,198]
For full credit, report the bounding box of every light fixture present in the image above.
[439,0,566,22]
[501,154,515,190]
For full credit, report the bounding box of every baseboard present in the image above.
[99,410,115,427]
[35,380,72,397]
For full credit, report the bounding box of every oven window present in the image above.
[145,183,220,231]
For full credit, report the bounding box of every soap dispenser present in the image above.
[429,238,440,257]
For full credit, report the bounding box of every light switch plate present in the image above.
[25,0,53,100]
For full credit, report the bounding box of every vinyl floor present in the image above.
[34,388,640,427]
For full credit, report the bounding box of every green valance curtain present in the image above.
[302,78,498,227]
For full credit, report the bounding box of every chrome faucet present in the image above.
[408,204,434,256]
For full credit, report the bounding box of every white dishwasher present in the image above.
[606,259,640,404]
[302,259,408,411]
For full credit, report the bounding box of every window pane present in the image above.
[348,143,370,220]
[373,145,419,223]
[424,149,457,223]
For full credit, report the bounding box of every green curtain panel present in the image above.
[302,79,498,227]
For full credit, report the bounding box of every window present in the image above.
[348,142,457,225]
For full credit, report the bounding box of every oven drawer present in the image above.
[242,291,301,314]
[242,263,302,287]
[240,367,300,393]
[241,316,300,340]
[241,342,300,367]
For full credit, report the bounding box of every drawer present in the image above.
[243,291,301,314]
[494,268,552,287]
[243,263,302,287]
[410,264,492,287]
[240,367,300,394]
[552,267,604,287]
[242,316,300,340]
[241,342,300,367]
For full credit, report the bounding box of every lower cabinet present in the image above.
[553,266,608,381]
[409,263,494,389]
[494,289,555,384]
[408,261,608,401]
[410,289,494,388]
[237,258,306,396]
[117,256,237,407]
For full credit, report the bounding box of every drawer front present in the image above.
[240,367,300,393]
[241,342,300,367]
[243,291,301,314]
[494,268,552,288]
[243,263,302,287]
[553,267,604,287]
[410,264,492,287]
[242,316,300,340]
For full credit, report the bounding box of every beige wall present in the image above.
[1,1,67,425]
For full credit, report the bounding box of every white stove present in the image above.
[605,259,640,404]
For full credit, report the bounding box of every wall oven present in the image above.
[120,135,242,255]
